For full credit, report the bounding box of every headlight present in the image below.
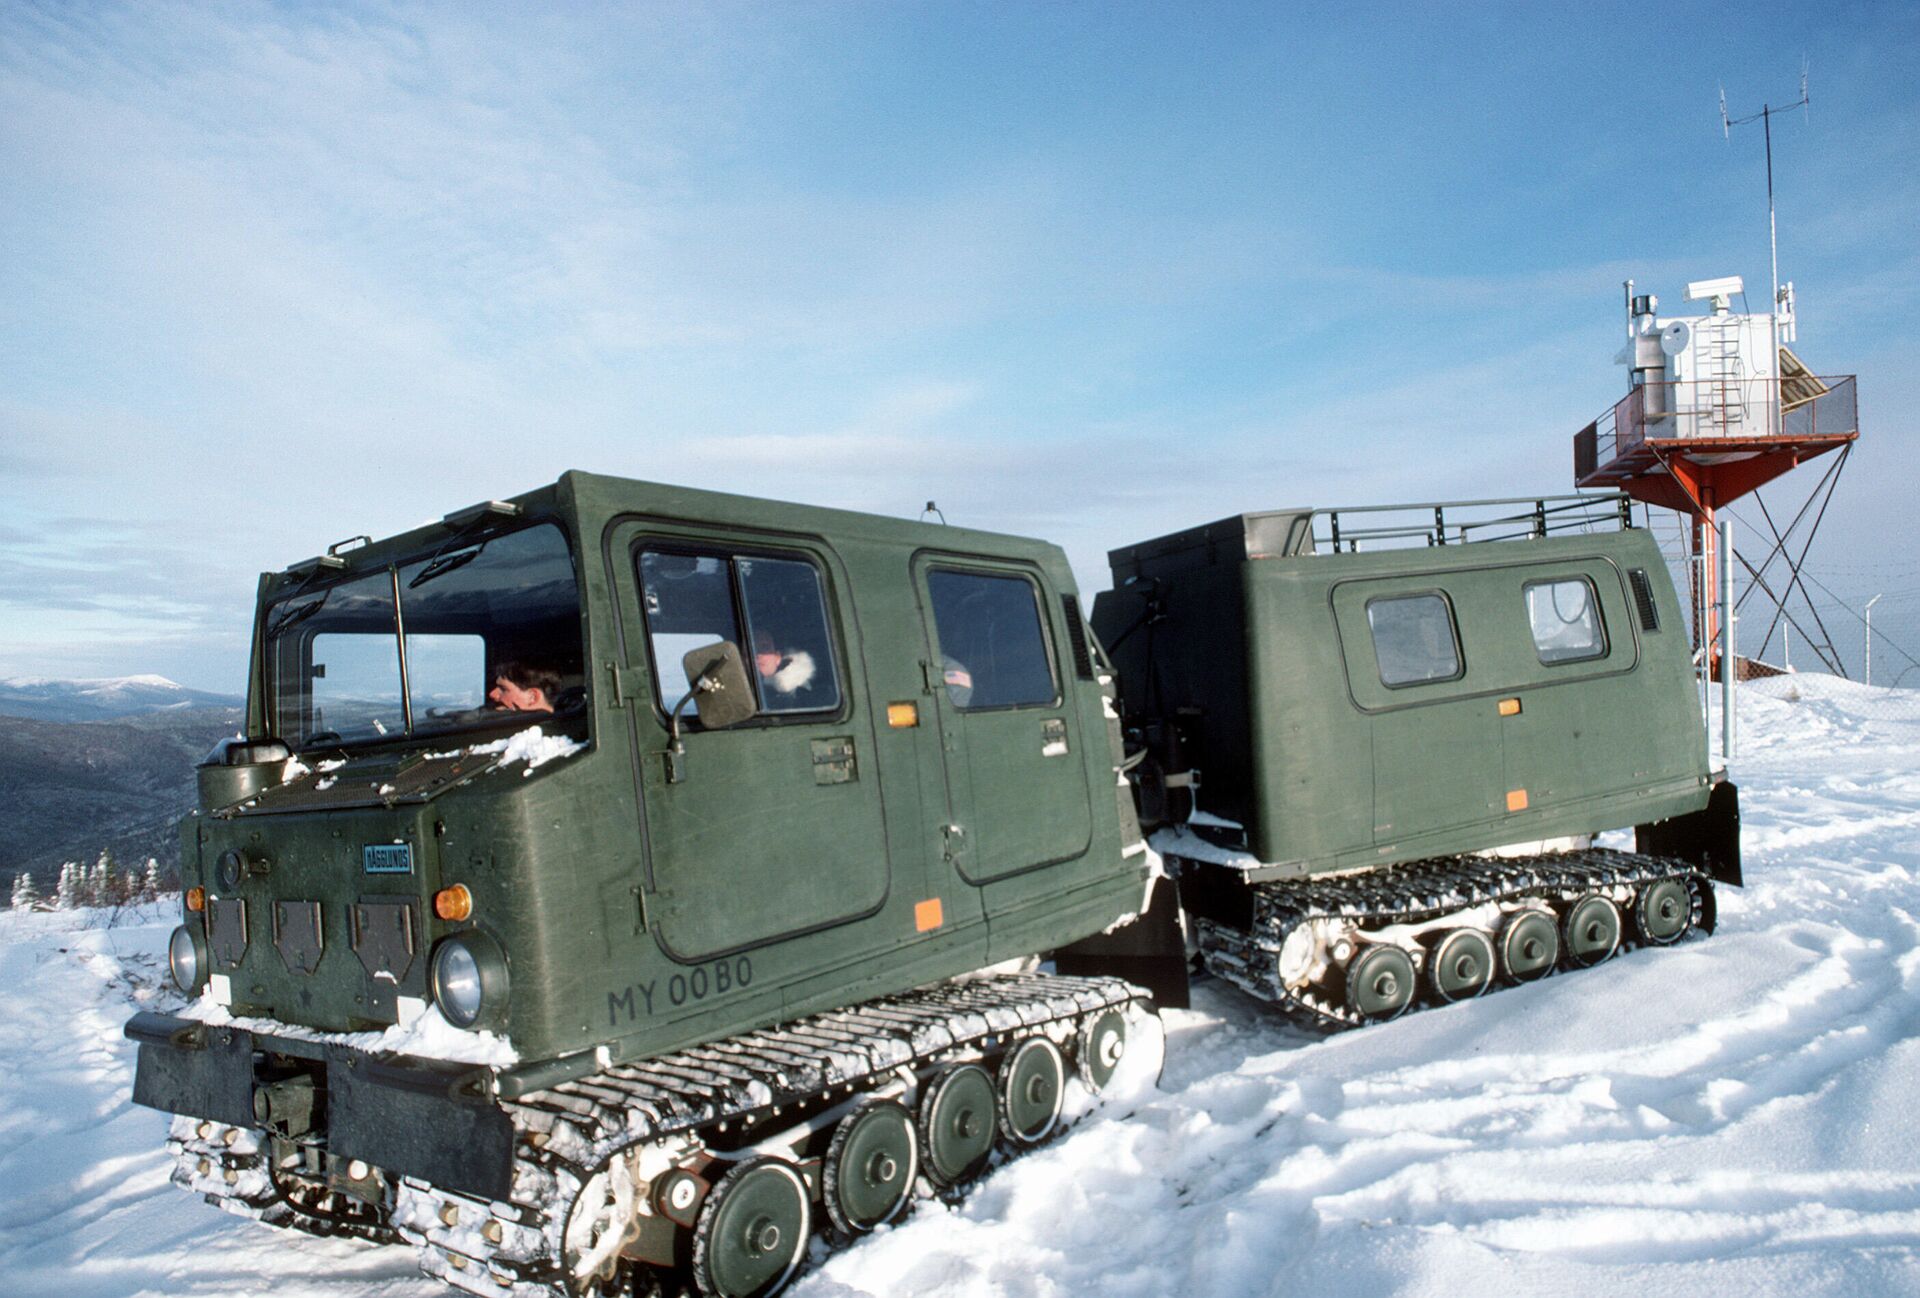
[429,932,508,1031]
[169,924,208,995]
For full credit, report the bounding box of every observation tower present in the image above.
[1574,275,1858,675]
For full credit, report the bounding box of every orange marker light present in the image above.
[186,886,206,913]
[1498,698,1522,717]
[914,898,944,932]
[1506,789,1529,812]
[887,702,919,729]
[434,884,474,922]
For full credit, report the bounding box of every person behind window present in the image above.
[752,629,817,698]
[942,656,974,708]
[488,660,559,713]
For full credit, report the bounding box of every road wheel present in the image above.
[997,1038,1065,1145]
[1636,878,1693,945]
[1426,929,1495,1003]
[1501,910,1560,982]
[917,1065,997,1188]
[1562,895,1622,967]
[689,1157,810,1298]
[822,1100,916,1235]
[1077,1009,1128,1093]
[1345,944,1417,1021]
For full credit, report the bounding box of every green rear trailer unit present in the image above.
[1089,498,1737,1028]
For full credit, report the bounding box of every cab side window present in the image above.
[637,549,842,717]
[1524,577,1607,664]
[927,569,1058,709]
[1366,593,1463,687]
[739,557,840,714]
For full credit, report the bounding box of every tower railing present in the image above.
[1576,375,1857,479]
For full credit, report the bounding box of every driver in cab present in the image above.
[488,661,559,714]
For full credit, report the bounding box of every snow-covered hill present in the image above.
[0,675,243,722]
[3,675,1917,1297]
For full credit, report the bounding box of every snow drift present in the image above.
[2,674,1917,1297]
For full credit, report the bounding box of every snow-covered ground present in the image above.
[4,675,1918,1297]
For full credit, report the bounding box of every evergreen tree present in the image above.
[93,848,117,907]
[9,871,38,911]
[142,857,163,902]
[56,861,80,909]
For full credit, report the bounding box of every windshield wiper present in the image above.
[265,595,329,640]
[407,543,483,590]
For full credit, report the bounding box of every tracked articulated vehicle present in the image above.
[1083,498,1738,1028]
[125,475,1738,1297]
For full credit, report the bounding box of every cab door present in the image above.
[1500,561,1646,813]
[913,559,1095,895]
[610,527,892,961]
[1332,580,1505,845]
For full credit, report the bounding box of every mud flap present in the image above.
[327,1051,514,1201]
[127,1013,259,1128]
[126,1011,515,1201]
[1051,875,1190,1009]
[1637,779,1742,889]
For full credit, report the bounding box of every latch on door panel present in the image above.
[942,823,966,862]
[1041,717,1069,756]
[810,736,857,785]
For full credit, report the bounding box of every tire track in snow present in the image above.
[0,911,432,1298]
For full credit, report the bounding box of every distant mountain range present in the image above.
[0,677,246,889]
[0,674,244,723]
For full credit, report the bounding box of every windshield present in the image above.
[264,521,585,750]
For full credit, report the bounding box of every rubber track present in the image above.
[398,971,1145,1297]
[168,1122,401,1245]
[1192,846,1714,1033]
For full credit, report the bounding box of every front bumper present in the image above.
[125,1011,516,1200]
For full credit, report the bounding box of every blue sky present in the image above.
[2,0,1916,692]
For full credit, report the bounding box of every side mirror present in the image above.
[680,641,758,730]
[662,642,757,784]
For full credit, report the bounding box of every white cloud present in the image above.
[1,3,1914,687]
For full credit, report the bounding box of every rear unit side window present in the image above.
[927,569,1058,709]
[1366,593,1463,687]
[1524,577,1607,664]
[637,549,842,717]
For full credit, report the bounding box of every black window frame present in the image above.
[1522,575,1610,666]
[1364,589,1466,689]
[632,541,847,728]
[925,565,1063,713]
[264,516,589,753]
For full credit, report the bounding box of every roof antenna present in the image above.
[921,500,948,525]
[1719,62,1812,437]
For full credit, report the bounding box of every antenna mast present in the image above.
[1720,63,1811,437]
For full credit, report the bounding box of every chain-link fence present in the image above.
[1734,580,1920,725]
[1697,584,1920,752]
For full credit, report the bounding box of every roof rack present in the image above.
[1316,492,1631,552]
[1107,494,1636,584]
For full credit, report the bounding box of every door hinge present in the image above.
[608,663,648,708]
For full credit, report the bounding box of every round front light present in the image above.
[430,934,507,1031]
[169,924,208,995]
